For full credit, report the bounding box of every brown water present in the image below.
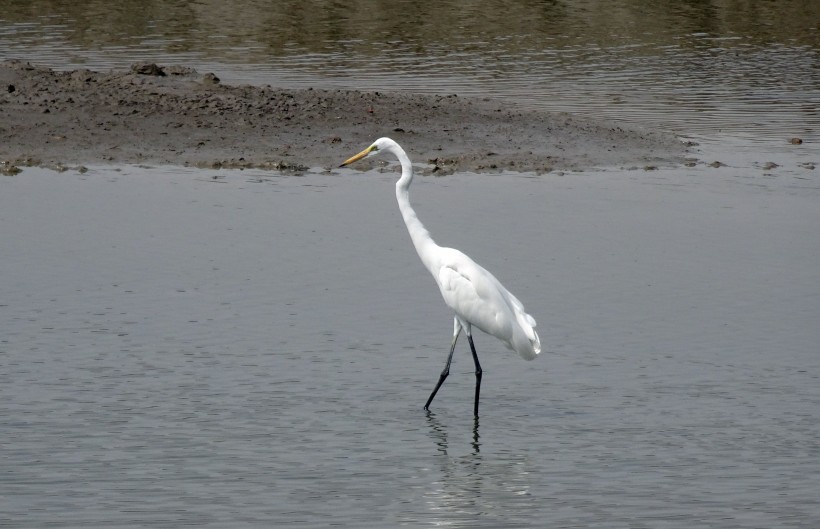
[1,0,818,147]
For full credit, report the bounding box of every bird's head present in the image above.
[339,137,396,167]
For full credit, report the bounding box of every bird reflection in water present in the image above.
[426,412,482,456]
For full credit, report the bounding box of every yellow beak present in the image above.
[339,145,375,167]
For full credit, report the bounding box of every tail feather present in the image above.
[531,329,541,355]
[515,310,541,360]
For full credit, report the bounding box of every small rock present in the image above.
[1,164,22,176]
[131,63,166,76]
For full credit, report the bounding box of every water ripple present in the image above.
[0,0,817,148]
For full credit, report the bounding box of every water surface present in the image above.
[2,1,820,526]
[2,162,819,527]
[1,0,817,146]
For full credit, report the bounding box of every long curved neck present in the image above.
[394,148,439,275]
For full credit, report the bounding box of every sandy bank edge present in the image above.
[1,60,689,174]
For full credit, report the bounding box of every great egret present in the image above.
[340,138,540,417]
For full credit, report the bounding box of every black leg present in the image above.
[468,334,482,418]
[424,328,460,412]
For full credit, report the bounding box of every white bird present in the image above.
[340,138,540,417]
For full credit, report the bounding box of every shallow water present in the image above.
[2,162,819,527]
[1,0,818,146]
[2,1,820,525]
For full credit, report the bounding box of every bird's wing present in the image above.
[436,249,539,355]
[436,251,514,337]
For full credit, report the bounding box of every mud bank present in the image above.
[1,60,688,173]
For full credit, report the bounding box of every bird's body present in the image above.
[434,248,540,361]
[341,137,540,416]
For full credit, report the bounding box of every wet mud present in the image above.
[1,60,688,173]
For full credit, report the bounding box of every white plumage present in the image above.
[341,137,540,416]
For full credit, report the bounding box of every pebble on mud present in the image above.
[202,73,220,85]
[1,163,22,176]
[131,63,166,76]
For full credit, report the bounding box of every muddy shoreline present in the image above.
[1,60,688,174]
